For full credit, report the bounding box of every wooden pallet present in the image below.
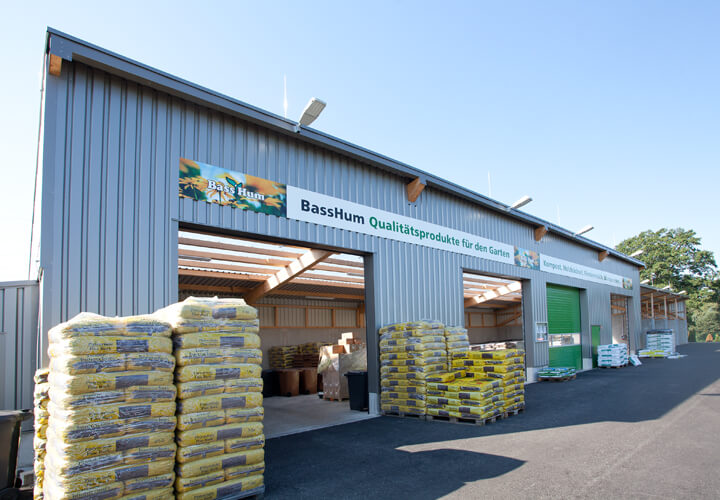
[218,485,265,500]
[382,410,425,419]
[538,374,576,382]
[599,364,627,369]
[504,406,526,417]
[323,396,349,402]
[426,413,502,426]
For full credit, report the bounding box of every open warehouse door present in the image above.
[177,228,375,437]
[463,272,524,353]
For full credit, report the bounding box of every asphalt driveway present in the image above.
[265,343,720,499]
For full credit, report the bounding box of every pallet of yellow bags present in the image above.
[42,312,178,500]
[155,296,265,500]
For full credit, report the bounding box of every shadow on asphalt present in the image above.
[264,343,718,499]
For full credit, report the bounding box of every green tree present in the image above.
[693,303,720,341]
[616,228,720,339]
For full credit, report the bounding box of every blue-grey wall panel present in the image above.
[39,60,642,376]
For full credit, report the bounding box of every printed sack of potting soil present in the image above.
[225,461,265,481]
[47,432,174,462]
[176,378,263,400]
[177,422,263,447]
[172,332,261,350]
[48,401,176,425]
[178,393,263,414]
[379,322,412,334]
[175,348,262,366]
[380,378,424,388]
[175,474,264,500]
[122,472,175,495]
[49,371,173,395]
[175,364,262,383]
[42,479,124,500]
[380,397,425,409]
[44,459,174,493]
[484,370,525,380]
[380,385,425,395]
[380,391,425,401]
[119,487,174,500]
[176,449,264,478]
[48,386,176,408]
[407,320,444,330]
[177,407,264,431]
[48,336,173,357]
[47,416,176,443]
[380,336,445,347]
[381,357,446,368]
[380,342,446,353]
[44,443,176,477]
[48,313,172,340]
[225,435,266,454]
[469,349,524,360]
[380,403,424,415]
[155,296,257,321]
[49,352,175,375]
[170,319,260,335]
[380,350,446,361]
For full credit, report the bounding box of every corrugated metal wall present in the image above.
[40,57,642,385]
[0,281,39,411]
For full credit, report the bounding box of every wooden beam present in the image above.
[295,272,364,285]
[598,250,609,262]
[178,283,251,294]
[49,54,62,76]
[496,311,522,327]
[179,237,303,259]
[324,257,364,269]
[179,248,292,267]
[178,283,364,301]
[179,260,273,275]
[465,281,522,308]
[534,225,548,242]
[179,268,266,281]
[244,249,332,304]
[291,277,365,290]
[406,177,426,203]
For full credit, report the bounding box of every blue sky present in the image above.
[1,1,718,281]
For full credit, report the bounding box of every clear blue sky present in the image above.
[1,1,718,281]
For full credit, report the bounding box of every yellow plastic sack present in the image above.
[380,391,425,401]
[49,386,176,408]
[176,379,264,400]
[379,397,424,408]
[424,372,456,383]
[122,473,175,495]
[380,336,445,347]
[177,411,226,431]
[49,353,175,375]
[380,358,445,368]
[468,349,525,360]
[176,442,226,464]
[169,320,260,335]
[427,377,499,392]
[380,385,425,394]
[379,378,424,387]
[380,404,424,415]
[172,333,260,349]
[43,479,123,500]
[175,364,261,383]
[175,474,264,500]
[406,320,444,330]
[178,393,263,414]
[118,487,174,500]
[45,459,173,492]
[379,342,446,353]
[381,365,446,376]
[50,372,173,395]
[225,461,265,481]
[483,370,525,380]
[380,350,446,361]
[176,449,264,478]
[503,383,525,393]
[175,348,262,366]
[48,337,172,356]
[177,423,263,447]
[48,402,176,425]
[48,416,176,443]
[121,316,172,337]
[225,435,265,454]
[46,432,175,462]
[225,407,264,424]
[444,326,467,335]
[378,322,412,334]
[175,471,225,493]
[45,444,176,476]
[157,297,257,321]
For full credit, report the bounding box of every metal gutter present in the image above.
[45,27,644,268]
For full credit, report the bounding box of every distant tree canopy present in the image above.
[616,228,720,341]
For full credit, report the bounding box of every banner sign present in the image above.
[179,160,633,289]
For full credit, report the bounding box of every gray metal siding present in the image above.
[40,59,642,376]
[0,281,39,410]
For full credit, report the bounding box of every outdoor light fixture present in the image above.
[294,97,326,132]
[574,225,594,236]
[640,279,650,284]
[630,250,644,258]
[508,195,533,211]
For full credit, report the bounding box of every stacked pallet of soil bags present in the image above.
[33,369,50,500]
[452,349,526,415]
[426,373,504,420]
[379,320,447,416]
[156,297,265,500]
[44,313,177,500]
[597,344,629,367]
[268,346,297,369]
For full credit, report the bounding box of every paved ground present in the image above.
[265,343,720,499]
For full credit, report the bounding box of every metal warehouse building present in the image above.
[3,29,686,418]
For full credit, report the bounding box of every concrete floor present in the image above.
[263,394,377,439]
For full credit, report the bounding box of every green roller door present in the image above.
[546,284,582,370]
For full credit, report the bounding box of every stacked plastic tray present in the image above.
[597,344,628,367]
[156,297,265,500]
[379,320,447,416]
[43,313,177,500]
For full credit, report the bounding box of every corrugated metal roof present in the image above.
[44,27,644,268]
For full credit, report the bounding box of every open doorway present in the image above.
[177,227,375,437]
[611,294,629,347]
[463,271,524,352]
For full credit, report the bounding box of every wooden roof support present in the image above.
[179,284,364,301]
[406,177,426,203]
[598,250,609,262]
[534,225,548,242]
[244,249,332,304]
[465,281,522,308]
[49,54,62,76]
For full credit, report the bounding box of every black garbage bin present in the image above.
[0,410,32,493]
[344,371,369,411]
